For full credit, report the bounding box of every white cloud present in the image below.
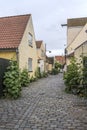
[0,0,87,56]
[46,49,64,57]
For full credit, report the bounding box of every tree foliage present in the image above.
[20,68,30,87]
[3,60,21,99]
[64,58,80,93]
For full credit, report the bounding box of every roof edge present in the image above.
[0,14,31,19]
[0,48,17,51]
[75,40,87,50]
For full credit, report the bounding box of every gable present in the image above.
[55,56,65,64]
[0,14,31,49]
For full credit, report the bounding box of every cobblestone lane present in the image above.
[0,74,87,130]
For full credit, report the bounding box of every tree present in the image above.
[3,60,21,99]
[64,58,80,93]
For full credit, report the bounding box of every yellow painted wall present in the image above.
[67,26,83,45]
[37,42,45,60]
[18,16,38,77]
[0,16,38,77]
[37,42,46,71]
[0,51,16,60]
[75,47,82,65]
[66,57,72,66]
[67,23,87,54]
[75,42,87,65]
[48,64,53,71]
[66,23,87,66]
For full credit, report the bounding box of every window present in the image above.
[28,33,33,46]
[28,58,32,72]
[41,50,45,57]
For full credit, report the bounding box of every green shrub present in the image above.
[64,57,87,97]
[30,76,37,82]
[64,58,80,93]
[51,68,59,75]
[82,56,87,87]
[41,71,48,78]
[3,60,21,99]
[35,67,42,79]
[78,56,87,97]
[20,68,30,87]
[55,62,62,71]
[35,68,48,79]
[49,62,61,75]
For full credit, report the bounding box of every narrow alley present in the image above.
[0,74,87,130]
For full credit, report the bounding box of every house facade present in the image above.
[66,17,87,65]
[55,56,65,65]
[0,14,38,77]
[46,56,54,72]
[36,40,46,72]
[74,41,87,65]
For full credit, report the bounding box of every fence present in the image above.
[0,58,10,97]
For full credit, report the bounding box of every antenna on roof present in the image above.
[61,24,67,27]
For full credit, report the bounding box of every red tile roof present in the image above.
[55,56,65,65]
[0,14,31,49]
[36,40,43,48]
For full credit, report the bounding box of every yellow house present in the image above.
[46,56,54,72]
[66,17,87,65]
[0,14,38,76]
[36,40,46,72]
[74,40,87,65]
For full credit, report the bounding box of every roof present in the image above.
[67,17,87,27]
[36,40,43,48]
[75,40,87,50]
[66,50,74,57]
[55,56,65,64]
[0,14,31,49]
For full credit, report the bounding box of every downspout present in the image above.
[82,43,83,67]
[16,48,19,66]
[44,43,47,72]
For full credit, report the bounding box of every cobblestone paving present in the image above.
[0,74,87,130]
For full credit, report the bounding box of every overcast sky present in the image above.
[0,0,87,56]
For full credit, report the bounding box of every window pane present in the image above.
[28,33,33,46]
[41,50,44,57]
[28,58,32,71]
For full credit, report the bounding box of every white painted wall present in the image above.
[38,60,44,73]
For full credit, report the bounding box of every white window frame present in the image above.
[28,33,33,47]
[28,58,33,72]
[41,50,44,57]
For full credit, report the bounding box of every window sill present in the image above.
[29,71,33,72]
[29,44,33,48]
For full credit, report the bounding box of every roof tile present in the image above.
[55,56,65,64]
[0,14,31,49]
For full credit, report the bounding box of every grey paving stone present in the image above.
[0,74,87,130]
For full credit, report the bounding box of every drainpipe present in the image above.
[45,43,46,72]
[16,48,19,66]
